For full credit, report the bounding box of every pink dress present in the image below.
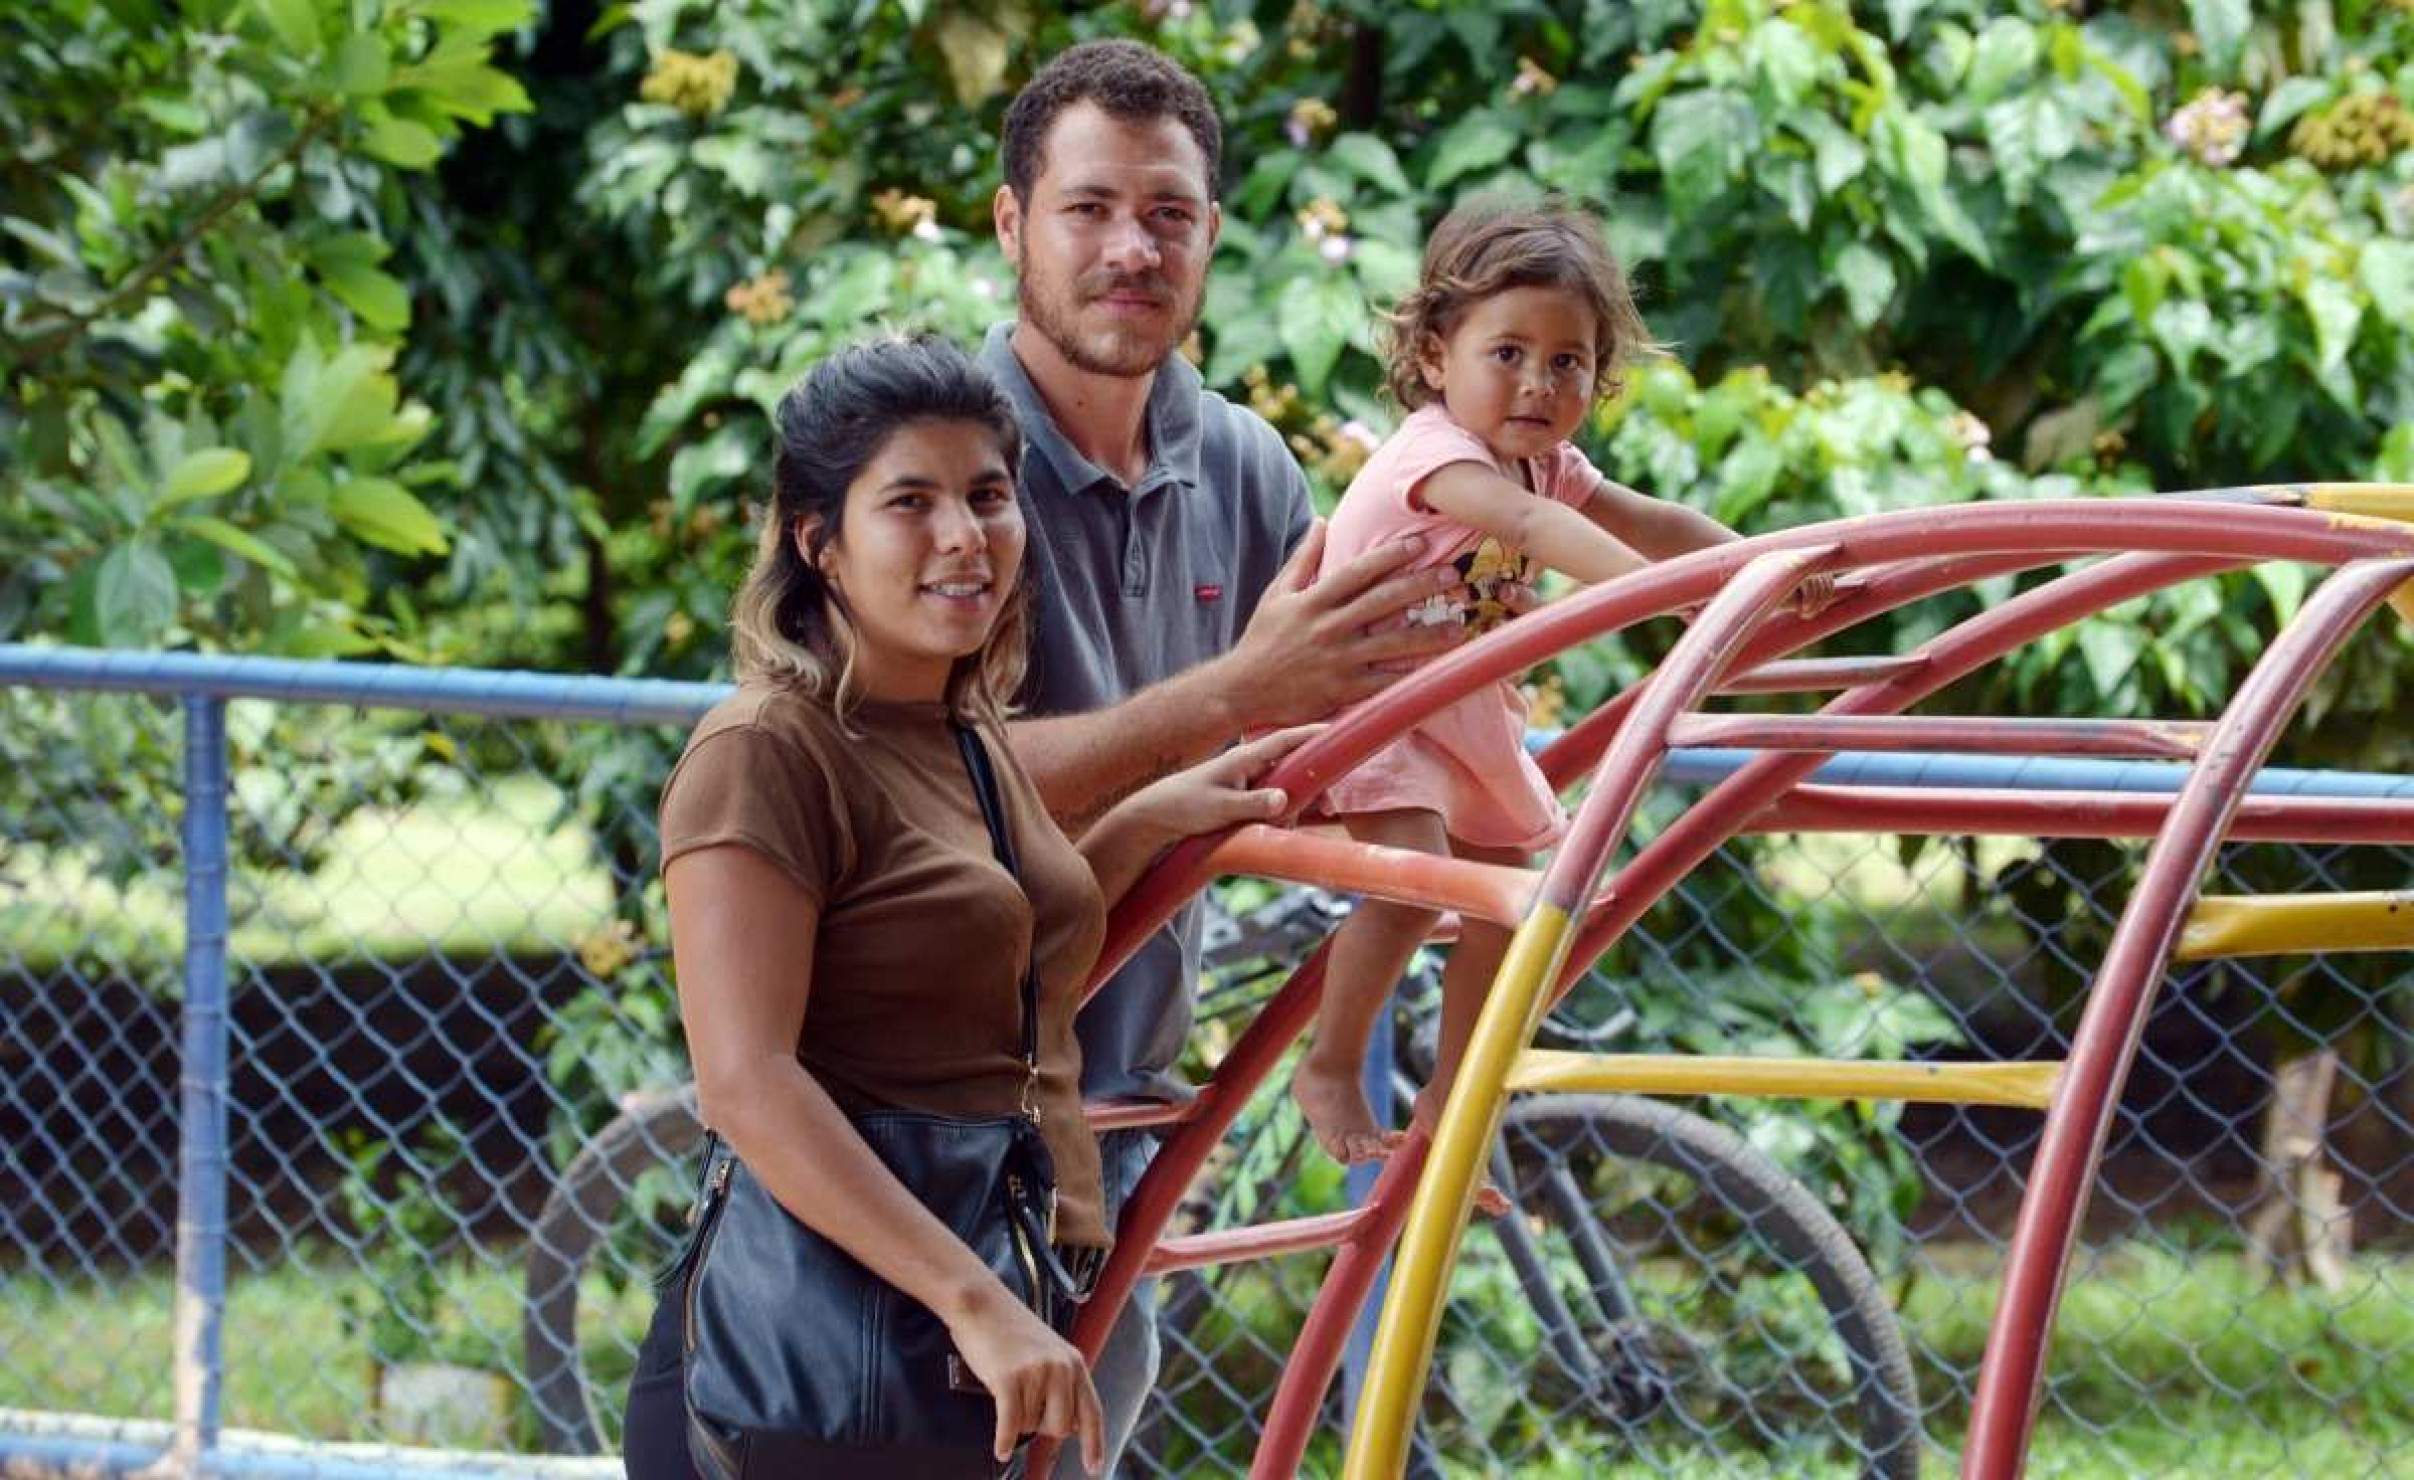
[1314,404,1605,851]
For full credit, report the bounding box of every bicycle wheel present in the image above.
[1420,1094,1920,1479]
[523,1083,705,1455]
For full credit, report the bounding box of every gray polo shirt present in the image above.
[979,322,1314,1104]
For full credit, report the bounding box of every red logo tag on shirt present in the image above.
[1194,583,1224,603]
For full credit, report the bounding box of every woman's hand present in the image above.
[1079,726,1325,908]
[944,1284,1105,1471]
[1112,724,1325,849]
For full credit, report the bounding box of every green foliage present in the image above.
[2,0,534,656]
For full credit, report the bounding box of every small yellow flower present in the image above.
[1511,56,1558,98]
[722,269,793,326]
[640,48,739,120]
[664,611,696,648]
[577,919,642,980]
[870,187,940,237]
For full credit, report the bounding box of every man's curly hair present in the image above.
[1001,40,1222,202]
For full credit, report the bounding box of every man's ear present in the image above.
[1205,199,1222,254]
[993,183,1022,266]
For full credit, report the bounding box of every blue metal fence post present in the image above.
[1338,990,1398,1427]
[170,695,230,1468]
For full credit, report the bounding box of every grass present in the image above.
[2,774,615,977]
[7,1242,2406,1473]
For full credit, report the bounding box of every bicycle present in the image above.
[522,884,1918,1476]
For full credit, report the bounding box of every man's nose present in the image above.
[1100,215,1162,273]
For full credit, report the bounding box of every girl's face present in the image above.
[803,418,1025,703]
[1419,285,1600,467]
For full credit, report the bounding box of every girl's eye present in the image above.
[1555,354,1584,373]
[1492,345,1520,364]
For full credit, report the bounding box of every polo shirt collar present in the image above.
[978,321,1204,498]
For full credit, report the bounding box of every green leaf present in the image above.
[2185,0,2249,77]
[319,259,411,330]
[1966,17,2038,102]
[1791,112,1867,195]
[179,515,301,577]
[2358,241,2414,332]
[2251,560,2307,625]
[1277,272,1361,396]
[2257,77,2332,140]
[1653,91,1754,211]
[360,111,443,169]
[1427,111,1520,189]
[2298,276,2362,379]
[331,477,449,556]
[1350,237,1420,302]
[252,0,321,55]
[419,0,534,28]
[1326,133,1411,197]
[2076,620,2144,698]
[330,32,390,96]
[93,542,181,647]
[159,448,253,507]
[1832,241,1895,329]
[284,341,403,456]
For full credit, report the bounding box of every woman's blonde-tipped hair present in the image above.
[727,334,1030,724]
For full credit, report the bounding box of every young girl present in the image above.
[1291,198,1826,1175]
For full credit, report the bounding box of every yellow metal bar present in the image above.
[1506,1050,2064,1109]
[1342,902,1575,1480]
[2175,891,2414,960]
[2306,484,2414,522]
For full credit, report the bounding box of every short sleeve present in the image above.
[1393,410,1506,516]
[1543,440,1606,508]
[658,725,854,905]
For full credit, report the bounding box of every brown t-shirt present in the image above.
[658,682,1109,1246]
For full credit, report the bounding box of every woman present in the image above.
[622,336,1308,1477]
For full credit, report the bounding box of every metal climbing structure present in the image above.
[1029,486,2414,1478]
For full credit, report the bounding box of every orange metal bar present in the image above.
[1143,1208,1371,1275]
[1080,1098,1200,1133]
[1203,823,1536,926]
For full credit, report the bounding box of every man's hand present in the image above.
[1211,521,1464,730]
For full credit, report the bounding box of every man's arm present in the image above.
[1007,522,1462,826]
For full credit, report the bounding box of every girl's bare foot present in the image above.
[1410,1081,1513,1218]
[1293,1057,1394,1164]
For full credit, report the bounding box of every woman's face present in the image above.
[805,418,1024,702]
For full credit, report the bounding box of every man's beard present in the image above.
[1017,253,1203,379]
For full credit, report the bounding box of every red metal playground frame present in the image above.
[1031,487,2414,1478]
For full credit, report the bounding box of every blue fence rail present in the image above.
[3,642,2408,1478]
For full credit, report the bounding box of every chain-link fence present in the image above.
[3,648,2407,1478]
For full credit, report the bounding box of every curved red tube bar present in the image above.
[1960,556,2414,1478]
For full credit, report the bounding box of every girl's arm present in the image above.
[1077,726,1322,907]
[1579,475,1740,561]
[1418,461,1651,585]
[667,846,1104,1470]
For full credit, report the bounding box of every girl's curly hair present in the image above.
[1382,196,1662,411]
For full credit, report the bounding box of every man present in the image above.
[981,39,1462,1476]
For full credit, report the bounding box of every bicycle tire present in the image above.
[1492,1093,1921,1479]
[523,1083,705,1455]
